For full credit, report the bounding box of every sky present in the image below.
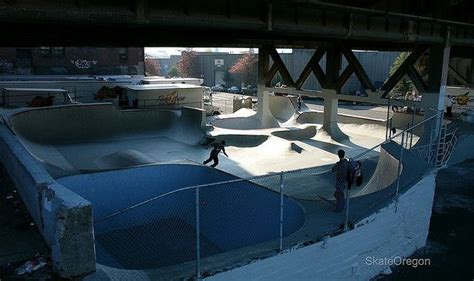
[145,47,292,58]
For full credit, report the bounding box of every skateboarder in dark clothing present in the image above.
[203,140,228,168]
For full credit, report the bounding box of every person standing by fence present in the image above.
[331,149,353,212]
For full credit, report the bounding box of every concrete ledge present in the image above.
[0,126,96,277]
[182,106,206,129]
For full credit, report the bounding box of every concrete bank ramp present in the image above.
[354,146,401,196]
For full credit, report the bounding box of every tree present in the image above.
[144,57,161,76]
[229,52,257,86]
[388,52,429,97]
[177,49,200,78]
[167,66,180,78]
[388,52,412,96]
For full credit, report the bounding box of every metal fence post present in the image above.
[395,132,405,197]
[385,98,391,140]
[195,186,201,280]
[279,172,284,252]
[435,112,444,167]
[344,183,350,231]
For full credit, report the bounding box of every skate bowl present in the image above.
[5,103,206,177]
[57,164,306,270]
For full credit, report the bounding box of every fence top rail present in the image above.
[351,109,443,161]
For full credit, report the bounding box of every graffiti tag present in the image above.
[70,59,97,69]
[0,60,13,69]
[155,91,185,105]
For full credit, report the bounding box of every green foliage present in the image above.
[167,66,180,78]
[388,51,429,97]
[389,52,412,96]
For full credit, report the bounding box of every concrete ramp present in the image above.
[354,146,401,197]
[269,95,298,122]
[269,94,309,123]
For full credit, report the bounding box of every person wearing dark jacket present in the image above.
[331,149,353,212]
[203,140,228,168]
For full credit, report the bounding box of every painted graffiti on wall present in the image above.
[70,59,98,69]
[155,91,185,105]
[0,59,13,70]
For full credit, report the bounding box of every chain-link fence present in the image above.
[91,109,454,280]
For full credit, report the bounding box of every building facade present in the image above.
[158,50,399,94]
[0,47,144,75]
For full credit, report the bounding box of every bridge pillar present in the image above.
[322,89,345,139]
[322,45,347,140]
[257,46,274,127]
[469,58,474,84]
[421,43,451,135]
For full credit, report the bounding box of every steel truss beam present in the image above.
[381,46,427,97]
[448,64,469,85]
[263,46,378,95]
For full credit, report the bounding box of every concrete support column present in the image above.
[257,46,275,127]
[322,90,347,140]
[421,42,450,135]
[322,45,346,140]
[323,89,337,129]
[469,58,474,85]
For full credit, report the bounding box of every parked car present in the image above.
[242,85,257,96]
[211,84,226,92]
[227,86,242,94]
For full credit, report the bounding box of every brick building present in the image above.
[0,47,144,75]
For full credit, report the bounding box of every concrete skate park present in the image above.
[0,88,452,280]
[2,1,474,280]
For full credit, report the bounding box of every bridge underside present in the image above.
[1,0,474,55]
[1,0,473,139]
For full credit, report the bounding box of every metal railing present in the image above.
[92,110,456,280]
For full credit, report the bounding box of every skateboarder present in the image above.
[203,140,228,168]
[331,149,353,212]
[297,95,303,111]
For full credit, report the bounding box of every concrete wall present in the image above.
[206,172,436,281]
[0,125,96,277]
[0,80,135,104]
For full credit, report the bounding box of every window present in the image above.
[40,47,51,57]
[119,48,128,60]
[52,47,65,57]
